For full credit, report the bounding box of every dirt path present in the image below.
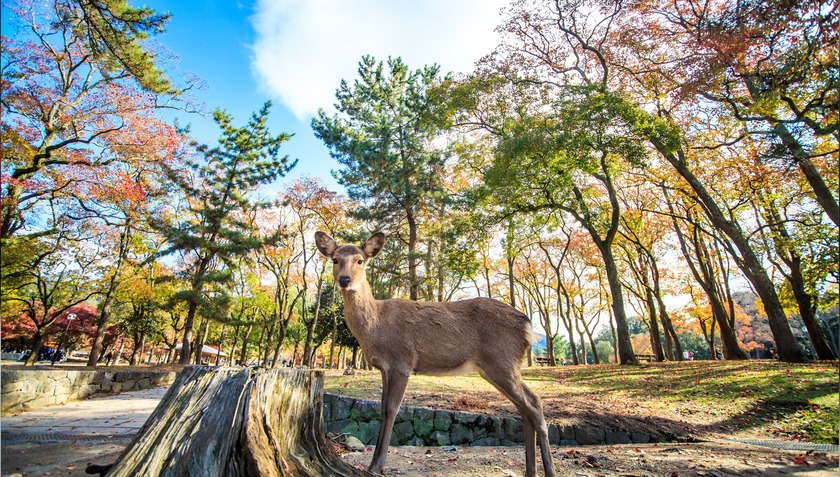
[340,441,839,476]
[3,439,836,477]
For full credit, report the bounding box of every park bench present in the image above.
[636,353,656,362]
[534,356,553,366]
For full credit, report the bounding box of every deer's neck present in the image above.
[340,281,379,333]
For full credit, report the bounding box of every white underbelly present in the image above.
[416,360,480,377]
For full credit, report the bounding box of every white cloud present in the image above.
[249,0,508,121]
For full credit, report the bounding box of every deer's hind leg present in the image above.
[479,368,555,477]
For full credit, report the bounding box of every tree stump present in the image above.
[103,366,373,476]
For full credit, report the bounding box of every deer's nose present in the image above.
[338,276,351,287]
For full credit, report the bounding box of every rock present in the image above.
[358,420,381,445]
[332,396,354,421]
[344,436,366,451]
[559,425,576,441]
[392,421,415,445]
[395,404,414,423]
[575,426,606,445]
[430,430,450,446]
[486,416,505,440]
[322,400,332,422]
[449,422,474,445]
[326,419,359,436]
[548,424,560,445]
[413,407,435,437]
[433,410,452,432]
[605,430,632,445]
[470,437,501,446]
[503,418,524,443]
[350,400,381,422]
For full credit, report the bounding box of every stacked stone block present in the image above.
[322,393,664,447]
[1,369,177,412]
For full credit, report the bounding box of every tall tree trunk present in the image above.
[667,197,748,360]
[586,327,600,365]
[113,332,127,365]
[577,321,587,365]
[87,223,132,367]
[742,74,840,227]
[406,209,419,301]
[87,293,115,366]
[763,201,836,360]
[271,324,288,369]
[239,324,254,366]
[216,324,226,366]
[598,245,637,364]
[641,267,665,362]
[657,148,807,362]
[656,294,681,361]
[193,318,210,364]
[230,325,240,366]
[179,256,212,364]
[263,320,276,366]
[303,280,324,367]
[557,286,580,365]
[180,301,199,364]
[789,273,835,360]
[545,334,556,366]
[24,329,44,367]
[329,315,338,370]
[130,333,145,366]
[652,278,679,360]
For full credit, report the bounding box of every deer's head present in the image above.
[315,231,385,290]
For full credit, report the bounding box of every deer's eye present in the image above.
[332,258,339,264]
[357,259,364,265]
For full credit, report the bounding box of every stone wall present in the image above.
[1,369,178,413]
[323,393,663,447]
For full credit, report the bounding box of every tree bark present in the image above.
[667,195,749,360]
[100,366,372,476]
[762,200,836,360]
[660,149,806,362]
[640,267,665,362]
[87,294,115,366]
[239,324,254,366]
[406,209,419,301]
[599,245,637,364]
[24,329,44,366]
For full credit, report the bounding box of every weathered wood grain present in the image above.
[104,366,372,476]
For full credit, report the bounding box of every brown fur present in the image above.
[315,231,555,477]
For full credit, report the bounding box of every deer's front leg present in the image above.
[368,369,409,474]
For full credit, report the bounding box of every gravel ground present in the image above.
[3,438,836,477]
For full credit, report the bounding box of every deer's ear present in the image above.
[314,231,337,257]
[362,232,386,259]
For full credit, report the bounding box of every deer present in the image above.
[315,231,556,477]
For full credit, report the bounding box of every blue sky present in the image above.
[139,0,510,194]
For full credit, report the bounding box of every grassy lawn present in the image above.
[324,360,839,444]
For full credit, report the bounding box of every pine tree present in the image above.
[312,56,447,300]
[155,102,296,364]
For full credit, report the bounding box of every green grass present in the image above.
[325,360,839,444]
[552,361,838,444]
